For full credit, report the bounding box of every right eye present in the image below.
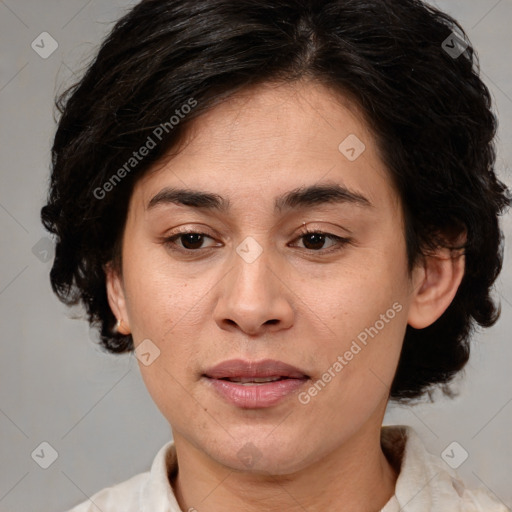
[163,231,220,252]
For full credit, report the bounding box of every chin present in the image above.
[205,430,313,476]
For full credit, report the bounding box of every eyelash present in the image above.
[162,227,352,255]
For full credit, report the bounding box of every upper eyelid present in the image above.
[167,222,349,236]
[167,226,344,240]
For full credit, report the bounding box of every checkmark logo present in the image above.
[135,338,161,366]
[31,236,55,263]
[237,442,263,468]
[338,134,366,162]
[442,32,468,59]
[31,32,58,59]
[441,441,469,469]
[236,236,263,263]
[31,441,59,469]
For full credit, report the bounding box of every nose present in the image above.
[213,241,294,336]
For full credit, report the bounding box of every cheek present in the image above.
[123,254,204,339]
[308,242,410,380]
[320,261,407,335]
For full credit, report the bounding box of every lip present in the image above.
[204,358,309,379]
[203,359,310,409]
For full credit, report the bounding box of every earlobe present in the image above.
[104,262,131,335]
[407,247,465,329]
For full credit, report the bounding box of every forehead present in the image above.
[131,80,399,217]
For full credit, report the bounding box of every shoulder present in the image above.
[453,484,510,512]
[66,440,177,512]
[67,471,149,512]
[382,425,508,512]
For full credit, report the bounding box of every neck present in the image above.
[171,422,398,512]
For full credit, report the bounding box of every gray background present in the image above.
[0,1,511,511]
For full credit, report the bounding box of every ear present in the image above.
[408,238,466,329]
[104,261,131,335]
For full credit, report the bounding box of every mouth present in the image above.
[217,376,291,384]
[203,359,310,408]
[203,358,310,380]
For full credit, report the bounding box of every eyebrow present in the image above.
[146,182,372,213]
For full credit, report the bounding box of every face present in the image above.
[107,80,419,474]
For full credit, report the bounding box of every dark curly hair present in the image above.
[41,0,510,402]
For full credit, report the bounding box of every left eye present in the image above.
[291,230,350,252]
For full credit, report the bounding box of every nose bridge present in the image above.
[230,236,276,305]
[214,235,294,334]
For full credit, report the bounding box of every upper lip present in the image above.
[203,359,309,379]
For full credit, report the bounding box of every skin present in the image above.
[105,79,465,512]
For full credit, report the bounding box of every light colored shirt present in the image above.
[68,425,508,512]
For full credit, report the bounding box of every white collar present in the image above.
[134,425,507,512]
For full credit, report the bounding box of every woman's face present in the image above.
[108,80,418,474]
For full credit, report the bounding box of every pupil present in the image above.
[304,233,325,250]
[182,233,203,249]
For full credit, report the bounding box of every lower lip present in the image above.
[205,377,308,408]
